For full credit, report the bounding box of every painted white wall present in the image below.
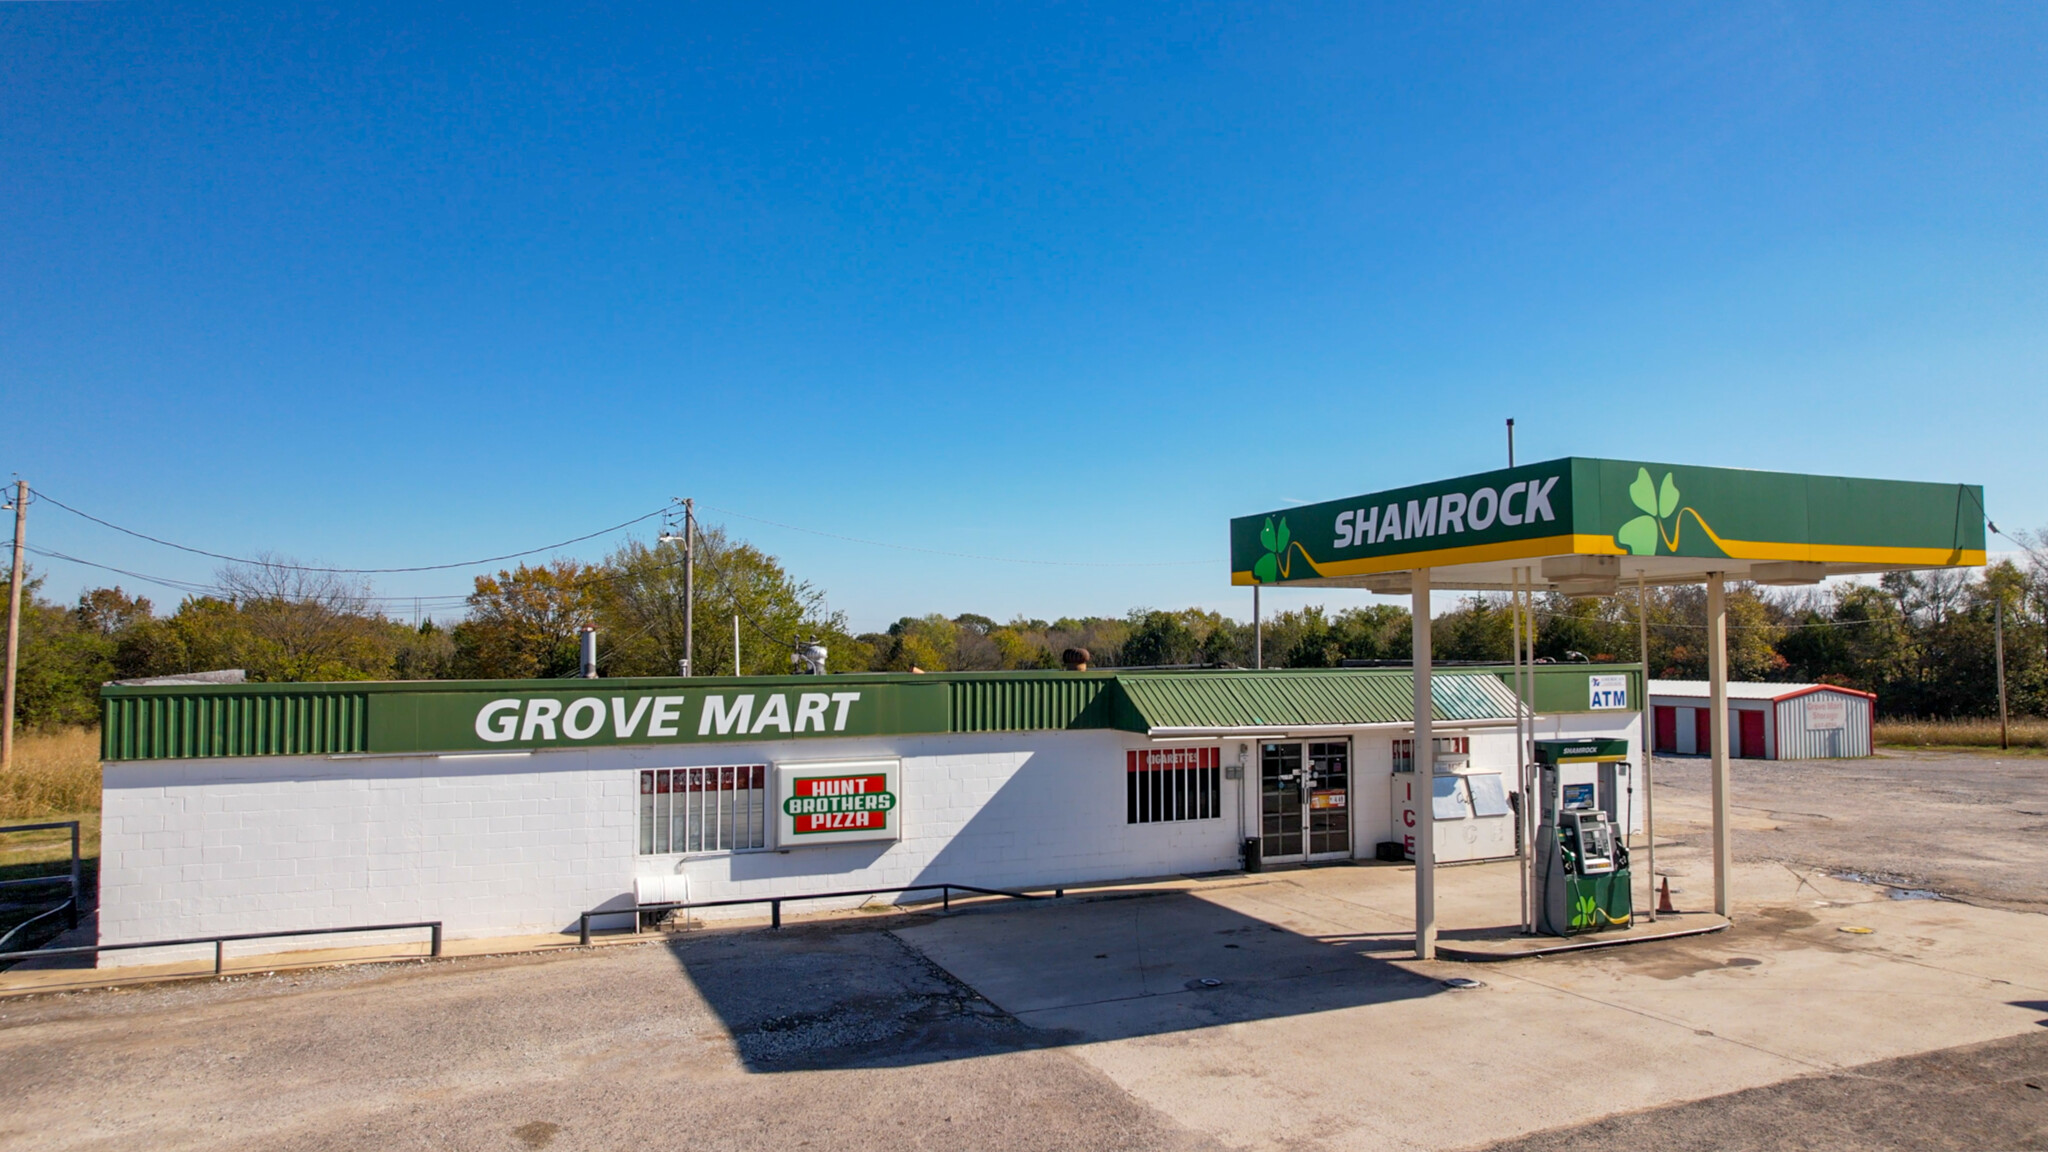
[98,730,1246,964]
[99,714,1642,966]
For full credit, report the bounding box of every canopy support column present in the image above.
[1638,573,1658,921]
[1707,572,1731,916]
[1412,568,1435,961]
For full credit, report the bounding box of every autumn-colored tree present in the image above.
[452,559,603,679]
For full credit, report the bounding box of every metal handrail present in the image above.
[0,820,82,935]
[0,920,443,977]
[0,898,76,954]
[578,882,1061,945]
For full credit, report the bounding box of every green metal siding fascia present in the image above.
[948,676,1117,731]
[1490,666,1644,715]
[96,666,1634,760]
[102,689,370,761]
[1117,671,1521,732]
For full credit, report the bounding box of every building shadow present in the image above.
[659,887,1443,1073]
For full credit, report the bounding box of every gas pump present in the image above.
[1533,739,1634,936]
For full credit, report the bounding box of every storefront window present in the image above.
[639,766,768,854]
[1127,747,1221,824]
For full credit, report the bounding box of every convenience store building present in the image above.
[94,664,1639,962]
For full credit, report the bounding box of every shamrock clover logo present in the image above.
[1254,516,1290,583]
[1572,891,1599,930]
[1616,467,1680,557]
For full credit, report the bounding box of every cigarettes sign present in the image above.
[774,759,903,846]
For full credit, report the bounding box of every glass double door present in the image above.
[1260,741,1351,863]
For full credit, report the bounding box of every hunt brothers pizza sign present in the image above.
[773,758,903,847]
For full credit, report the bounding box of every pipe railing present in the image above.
[0,820,82,934]
[578,882,1060,946]
[0,921,443,977]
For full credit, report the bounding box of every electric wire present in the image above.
[25,546,474,606]
[700,502,1211,568]
[32,489,676,574]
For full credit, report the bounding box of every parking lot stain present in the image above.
[512,1120,560,1148]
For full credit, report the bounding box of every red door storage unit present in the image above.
[1739,709,1767,759]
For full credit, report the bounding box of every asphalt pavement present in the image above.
[2,748,2044,1151]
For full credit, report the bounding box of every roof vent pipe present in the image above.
[1063,648,1091,672]
[579,625,598,679]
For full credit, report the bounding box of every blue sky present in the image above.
[5,2,2043,632]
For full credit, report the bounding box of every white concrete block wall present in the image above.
[657,731,1244,919]
[99,730,1249,962]
[100,750,639,965]
[99,715,1644,964]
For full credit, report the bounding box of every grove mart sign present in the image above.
[368,682,951,753]
[1230,457,1986,584]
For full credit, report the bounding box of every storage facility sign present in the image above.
[1805,695,1847,730]
[774,758,902,846]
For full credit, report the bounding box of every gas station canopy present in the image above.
[1228,455,1988,959]
[1230,457,1986,594]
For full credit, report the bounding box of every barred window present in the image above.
[639,766,768,854]
[1127,747,1222,824]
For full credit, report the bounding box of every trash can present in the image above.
[1242,837,1262,873]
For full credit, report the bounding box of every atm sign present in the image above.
[784,774,897,834]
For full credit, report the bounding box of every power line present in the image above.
[33,490,676,574]
[24,546,472,606]
[700,502,1211,568]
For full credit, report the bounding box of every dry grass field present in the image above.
[1875,716,2048,751]
[0,728,99,947]
[1,727,101,820]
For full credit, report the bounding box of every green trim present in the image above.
[1534,738,1632,764]
[99,665,1642,761]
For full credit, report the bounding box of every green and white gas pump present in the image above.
[1533,739,1634,936]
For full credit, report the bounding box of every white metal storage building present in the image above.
[1648,679,1874,760]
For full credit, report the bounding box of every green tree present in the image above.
[1434,596,1514,662]
[595,527,861,677]
[0,568,115,729]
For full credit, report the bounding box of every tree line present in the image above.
[8,525,2044,729]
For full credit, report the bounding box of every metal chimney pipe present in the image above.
[579,625,598,679]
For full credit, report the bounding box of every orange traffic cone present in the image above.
[1657,877,1676,914]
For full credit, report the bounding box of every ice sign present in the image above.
[1588,675,1629,710]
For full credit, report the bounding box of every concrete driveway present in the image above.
[3,750,2046,1150]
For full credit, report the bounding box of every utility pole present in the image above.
[684,498,695,677]
[662,498,697,676]
[734,615,741,677]
[1990,594,2007,750]
[3,480,25,771]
